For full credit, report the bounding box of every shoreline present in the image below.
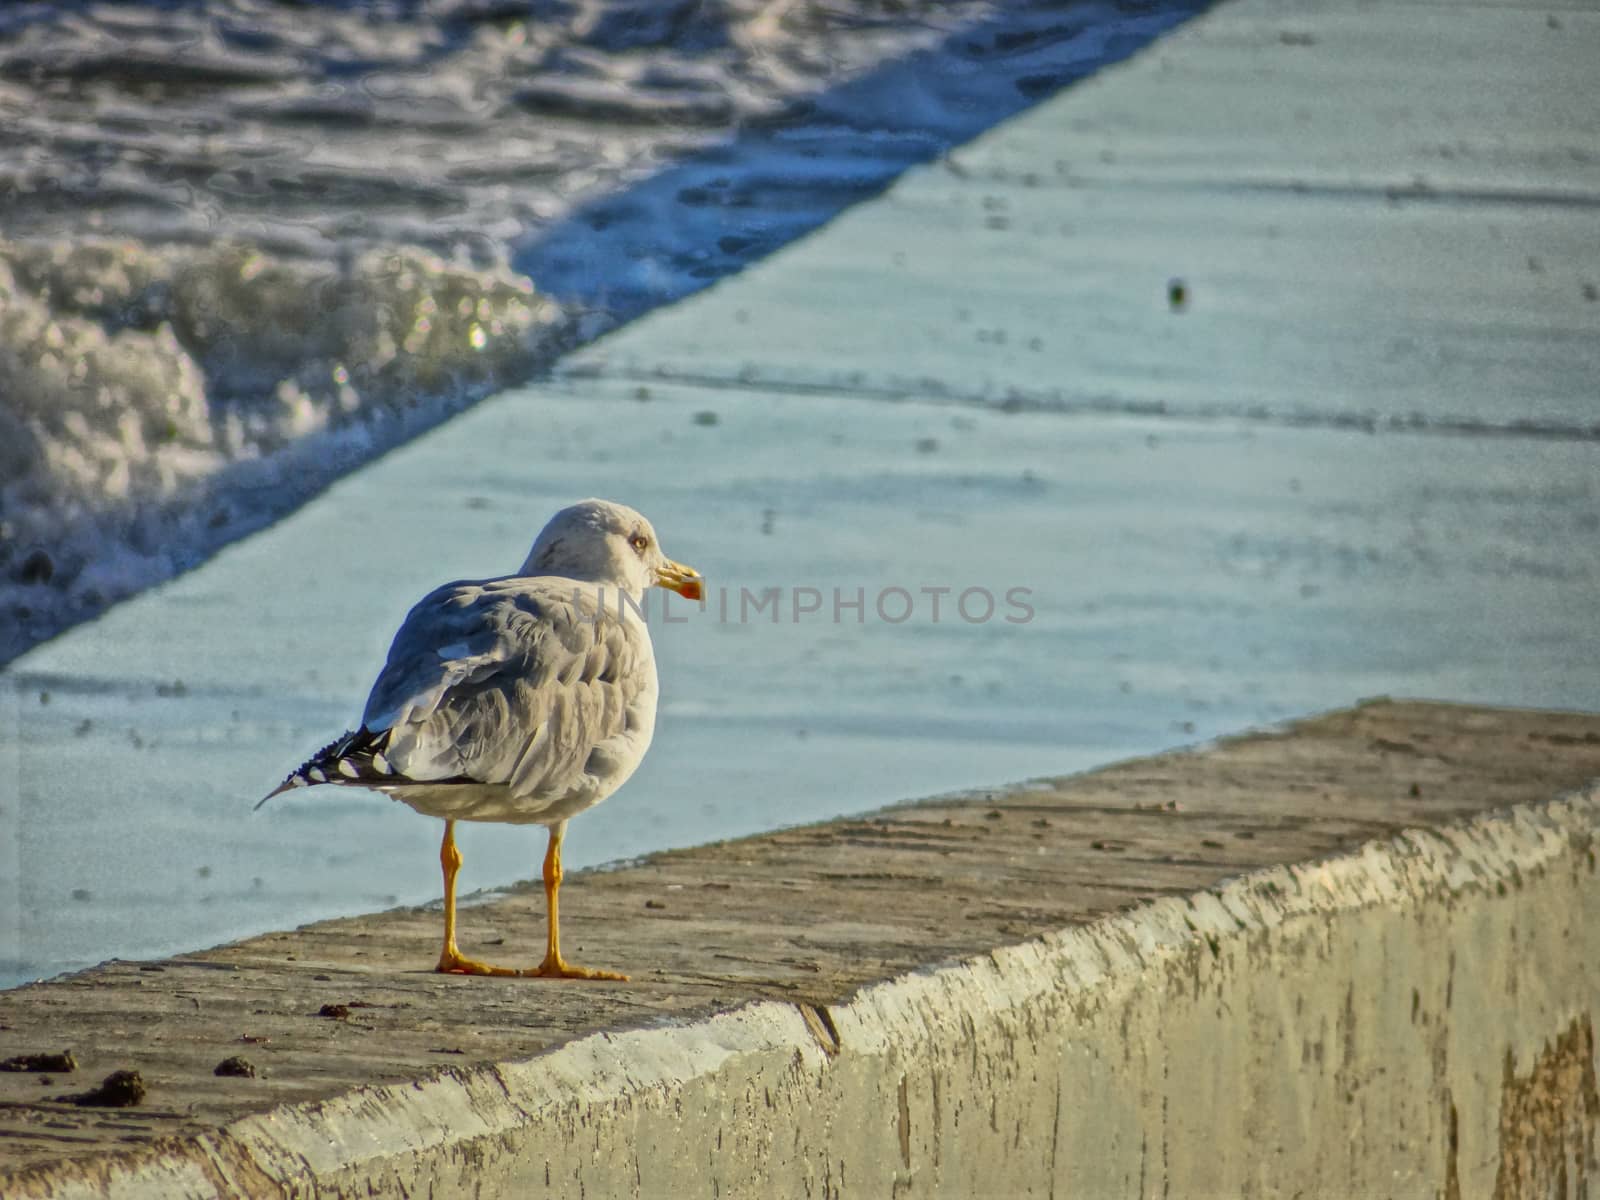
[0,0,1205,664]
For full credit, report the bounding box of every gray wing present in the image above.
[363,578,654,800]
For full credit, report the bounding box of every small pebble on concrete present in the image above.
[61,1070,145,1108]
[1,1050,76,1073]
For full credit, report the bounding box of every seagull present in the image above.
[263,499,703,980]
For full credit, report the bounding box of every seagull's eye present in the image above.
[630,534,649,553]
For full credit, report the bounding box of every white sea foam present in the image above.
[0,238,566,659]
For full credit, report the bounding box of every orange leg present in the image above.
[434,820,519,977]
[521,821,627,981]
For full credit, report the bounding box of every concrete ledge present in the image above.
[2,700,1599,1196]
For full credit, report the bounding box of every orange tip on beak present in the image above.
[656,559,704,602]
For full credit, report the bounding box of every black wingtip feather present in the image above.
[256,727,393,809]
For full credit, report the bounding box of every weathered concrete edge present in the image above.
[17,785,1600,1199]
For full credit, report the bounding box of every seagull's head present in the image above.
[521,498,703,602]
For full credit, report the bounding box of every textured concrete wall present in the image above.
[18,786,1593,1198]
[266,796,1599,1198]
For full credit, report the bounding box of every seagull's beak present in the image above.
[656,559,704,602]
